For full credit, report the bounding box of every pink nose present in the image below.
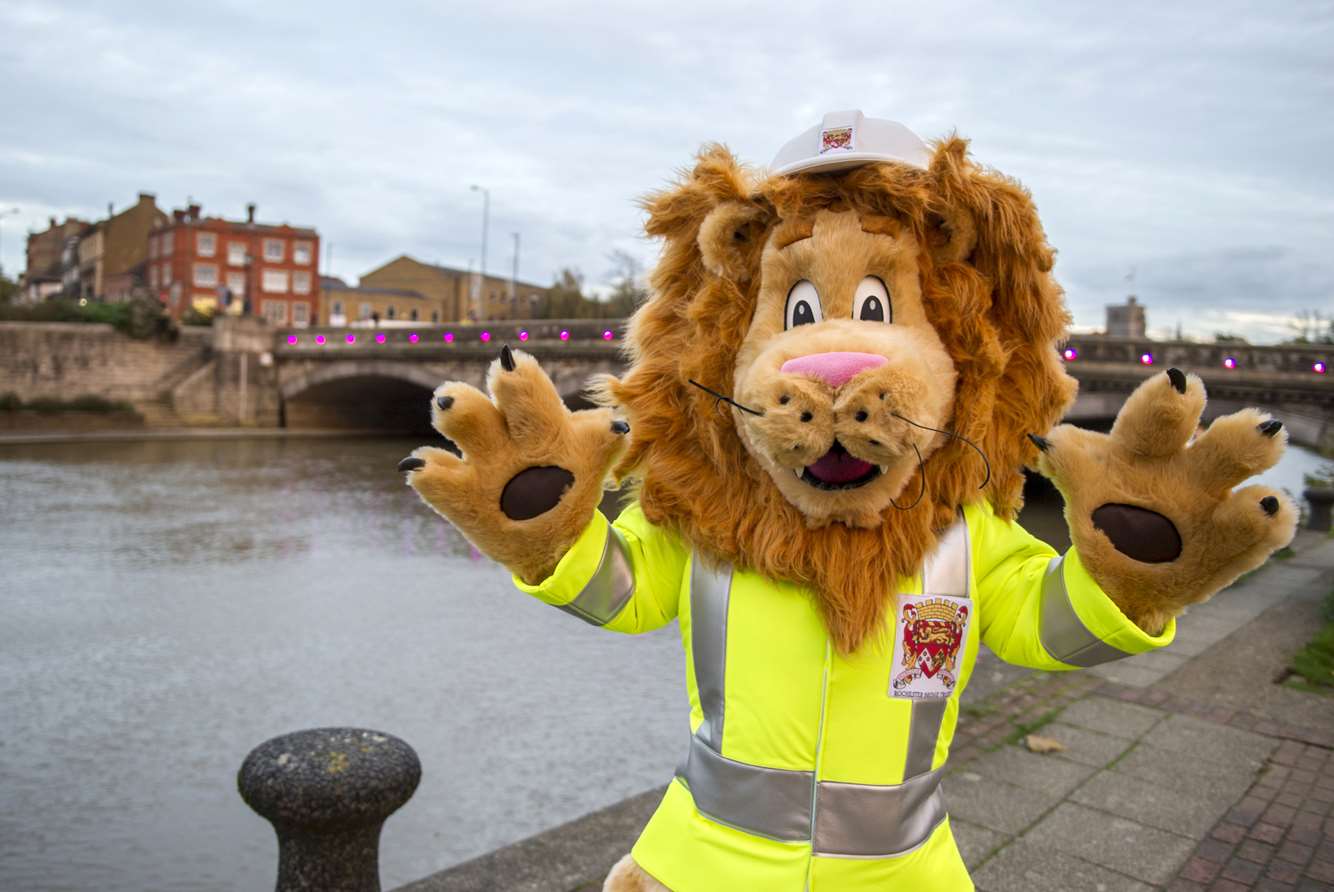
[780,351,887,389]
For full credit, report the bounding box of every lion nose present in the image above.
[780,352,887,389]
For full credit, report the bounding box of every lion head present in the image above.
[602,137,1076,652]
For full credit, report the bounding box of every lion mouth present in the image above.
[798,441,882,490]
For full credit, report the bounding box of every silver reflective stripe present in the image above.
[1038,554,1134,667]
[813,767,947,857]
[678,733,813,842]
[556,527,635,627]
[690,555,731,750]
[903,516,970,779]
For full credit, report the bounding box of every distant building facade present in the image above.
[358,255,547,323]
[21,216,89,302]
[1105,295,1146,338]
[319,276,435,325]
[148,203,320,323]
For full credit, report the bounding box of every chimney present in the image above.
[49,216,56,227]
[246,203,256,224]
[107,202,114,218]
[138,192,155,204]
[188,203,201,220]
[173,209,186,223]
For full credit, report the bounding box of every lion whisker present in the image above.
[891,413,991,490]
[686,379,765,416]
[890,441,927,511]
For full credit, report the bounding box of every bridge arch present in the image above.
[279,361,444,434]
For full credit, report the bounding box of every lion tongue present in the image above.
[806,443,874,484]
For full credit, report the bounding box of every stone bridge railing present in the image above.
[275,319,627,357]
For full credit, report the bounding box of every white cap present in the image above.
[770,110,931,176]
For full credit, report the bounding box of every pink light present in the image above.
[287,335,298,345]
[443,332,454,343]
[1316,361,1328,374]
[1139,352,1154,366]
[518,329,529,342]
[1062,347,1078,361]
[559,329,570,341]
[1222,356,1237,370]
[408,333,419,344]
[480,331,491,343]
[602,329,614,341]
[375,333,387,344]
[314,335,326,345]
[346,333,356,344]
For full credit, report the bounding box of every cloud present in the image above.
[1,1,1331,342]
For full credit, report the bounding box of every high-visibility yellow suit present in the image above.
[515,500,1173,891]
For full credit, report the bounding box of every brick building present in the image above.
[148,203,320,324]
[319,276,436,325]
[21,216,89,302]
[358,255,547,323]
[73,193,166,301]
[1106,295,1147,338]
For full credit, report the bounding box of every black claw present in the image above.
[436,395,454,411]
[500,344,516,371]
[397,456,426,472]
[1166,368,1187,393]
[1027,433,1050,453]
[610,420,630,435]
[1258,420,1283,438]
[1261,496,1279,516]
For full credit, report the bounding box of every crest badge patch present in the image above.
[889,593,971,699]
[819,126,854,155]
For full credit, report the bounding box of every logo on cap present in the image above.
[819,126,854,155]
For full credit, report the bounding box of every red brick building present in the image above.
[148,202,320,325]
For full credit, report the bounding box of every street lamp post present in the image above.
[469,185,489,321]
[510,231,519,308]
[0,207,20,281]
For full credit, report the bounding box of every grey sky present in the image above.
[3,0,1331,341]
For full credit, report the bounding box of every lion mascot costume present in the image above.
[398,111,1297,890]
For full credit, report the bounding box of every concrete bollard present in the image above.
[1306,487,1333,533]
[238,728,421,892]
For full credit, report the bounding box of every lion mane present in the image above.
[602,138,1076,653]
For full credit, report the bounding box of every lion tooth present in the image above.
[878,465,889,475]
[794,468,804,479]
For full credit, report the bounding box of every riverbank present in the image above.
[0,426,389,445]
[394,531,1334,892]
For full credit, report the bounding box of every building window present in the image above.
[292,302,310,326]
[161,231,173,255]
[431,310,439,322]
[410,308,419,321]
[193,263,218,287]
[197,232,216,257]
[262,300,288,324]
[359,303,372,320]
[293,241,313,265]
[148,238,157,260]
[162,264,173,286]
[292,271,311,294]
[226,272,246,297]
[386,306,396,320]
[228,242,246,266]
[261,269,289,293]
[331,300,344,317]
[263,239,284,262]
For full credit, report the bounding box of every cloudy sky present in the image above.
[2,1,1331,341]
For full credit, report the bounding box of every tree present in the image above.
[542,268,592,319]
[604,250,648,318]
[0,272,17,304]
[1288,309,1332,344]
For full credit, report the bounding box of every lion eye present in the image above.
[785,280,823,330]
[853,276,892,323]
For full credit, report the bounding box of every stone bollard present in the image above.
[1306,487,1333,533]
[238,728,421,892]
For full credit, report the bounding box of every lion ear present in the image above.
[697,200,772,281]
[926,138,978,265]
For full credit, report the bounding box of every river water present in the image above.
[0,436,1327,891]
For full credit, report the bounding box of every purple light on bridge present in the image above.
[375,333,387,344]
[1139,352,1154,366]
[602,329,614,341]
[480,331,491,343]
[287,335,298,345]
[1062,347,1078,361]
[559,329,570,341]
[346,333,356,344]
[314,335,326,345]
[518,329,529,342]
[443,332,455,343]
[408,333,419,344]
[1222,356,1237,370]
[1316,360,1328,375]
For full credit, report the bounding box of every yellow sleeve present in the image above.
[966,500,1174,671]
[512,500,687,634]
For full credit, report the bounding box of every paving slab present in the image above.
[949,818,1007,870]
[1138,713,1278,771]
[1022,801,1195,885]
[1087,660,1171,687]
[1162,624,1227,657]
[1057,695,1165,739]
[1070,768,1244,838]
[1111,743,1258,803]
[1034,721,1135,768]
[973,839,1153,892]
[943,774,1059,835]
[1121,648,1190,675]
[966,744,1098,798]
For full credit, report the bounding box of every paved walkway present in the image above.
[948,535,1334,892]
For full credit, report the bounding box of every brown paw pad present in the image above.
[500,466,576,520]
[1091,503,1183,563]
